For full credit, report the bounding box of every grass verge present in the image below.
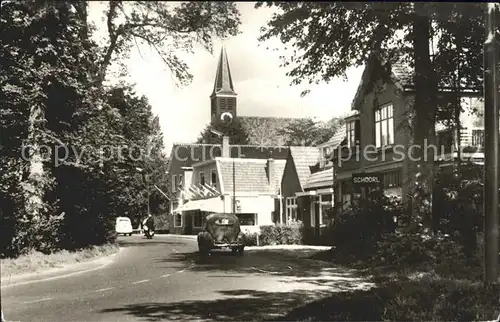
[273,249,500,321]
[1,243,119,277]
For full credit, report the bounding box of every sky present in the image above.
[88,2,364,153]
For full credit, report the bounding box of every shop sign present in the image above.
[352,173,383,186]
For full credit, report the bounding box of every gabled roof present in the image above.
[304,168,333,190]
[166,143,290,174]
[289,147,321,191]
[350,54,406,111]
[239,116,306,146]
[351,53,481,111]
[216,158,286,194]
[211,46,236,97]
[324,124,347,148]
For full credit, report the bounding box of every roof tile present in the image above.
[217,159,286,194]
[289,147,321,190]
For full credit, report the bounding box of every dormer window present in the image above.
[346,119,360,148]
[321,147,334,168]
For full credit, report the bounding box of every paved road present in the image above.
[2,235,370,321]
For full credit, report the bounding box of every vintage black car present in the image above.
[197,213,245,255]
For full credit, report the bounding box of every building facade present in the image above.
[333,55,484,210]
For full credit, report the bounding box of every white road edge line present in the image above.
[161,274,170,277]
[132,279,149,284]
[91,287,114,293]
[23,297,52,304]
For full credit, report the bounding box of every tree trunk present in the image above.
[410,3,438,232]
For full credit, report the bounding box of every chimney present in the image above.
[222,135,230,158]
[267,158,275,188]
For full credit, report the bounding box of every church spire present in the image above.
[211,45,236,97]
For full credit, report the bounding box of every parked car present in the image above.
[197,213,245,255]
[115,217,133,236]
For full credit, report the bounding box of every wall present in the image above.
[357,82,409,170]
[281,154,302,198]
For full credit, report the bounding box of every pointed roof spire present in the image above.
[211,45,236,97]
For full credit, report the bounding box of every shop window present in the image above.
[237,213,257,226]
[193,212,203,228]
[174,213,182,227]
[383,171,402,188]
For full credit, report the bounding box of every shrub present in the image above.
[242,232,258,246]
[329,192,401,261]
[259,221,303,246]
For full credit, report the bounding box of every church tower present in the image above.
[210,46,237,122]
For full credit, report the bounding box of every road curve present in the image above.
[2,235,368,321]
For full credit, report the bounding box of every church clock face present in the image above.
[220,112,233,124]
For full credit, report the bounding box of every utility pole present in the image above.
[483,2,499,284]
[232,160,236,214]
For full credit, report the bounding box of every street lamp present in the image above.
[135,167,150,215]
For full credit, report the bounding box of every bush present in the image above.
[155,213,170,231]
[258,221,303,246]
[329,192,401,261]
[242,232,258,246]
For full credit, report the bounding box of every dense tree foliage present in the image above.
[94,1,241,85]
[0,1,240,257]
[278,117,344,146]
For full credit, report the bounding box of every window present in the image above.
[320,194,333,225]
[321,147,334,168]
[286,197,298,222]
[199,172,205,186]
[237,213,256,226]
[174,213,182,227]
[375,103,394,148]
[347,120,360,147]
[172,174,177,191]
[211,169,217,188]
[178,174,183,189]
[340,180,351,210]
[472,129,484,147]
[383,171,401,188]
[193,212,203,228]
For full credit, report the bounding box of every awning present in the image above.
[172,197,223,213]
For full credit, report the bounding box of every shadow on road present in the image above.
[118,239,187,248]
[155,249,366,280]
[100,289,333,321]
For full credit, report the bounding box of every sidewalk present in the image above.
[1,248,122,288]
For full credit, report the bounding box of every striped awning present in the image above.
[173,197,223,213]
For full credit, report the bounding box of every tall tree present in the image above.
[256,2,489,224]
[278,117,344,146]
[1,1,102,253]
[93,1,241,85]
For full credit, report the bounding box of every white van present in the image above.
[115,217,133,236]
